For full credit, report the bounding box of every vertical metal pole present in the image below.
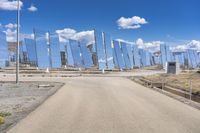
[189,79,192,101]
[102,32,108,69]
[93,29,99,67]
[16,0,20,83]
[162,78,164,91]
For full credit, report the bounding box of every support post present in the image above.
[16,0,20,83]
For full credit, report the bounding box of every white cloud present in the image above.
[135,38,164,53]
[56,28,94,46]
[171,45,187,52]
[171,40,200,52]
[21,33,34,40]
[187,40,200,50]
[56,28,76,42]
[115,38,163,53]
[3,28,16,42]
[72,30,94,46]
[0,0,23,11]
[115,38,134,45]
[117,16,148,29]
[5,23,17,29]
[136,38,144,45]
[28,5,38,12]
[4,28,34,42]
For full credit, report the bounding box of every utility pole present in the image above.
[16,0,20,83]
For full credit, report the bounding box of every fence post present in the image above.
[189,79,192,101]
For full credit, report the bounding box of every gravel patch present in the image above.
[0,81,64,133]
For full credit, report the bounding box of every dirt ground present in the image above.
[0,81,64,133]
[144,70,200,94]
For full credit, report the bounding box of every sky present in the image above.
[0,0,200,52]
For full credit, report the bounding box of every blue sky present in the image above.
[0,0,200,47]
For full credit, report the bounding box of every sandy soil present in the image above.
[0,81,64,133]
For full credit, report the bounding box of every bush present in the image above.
[0,112,11,117]
[0,116,4,125]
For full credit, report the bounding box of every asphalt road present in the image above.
[7,76,200,133]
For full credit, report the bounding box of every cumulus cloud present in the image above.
[72,30,94,45]
[3,28,17,42]
[135,38,164,53]
[56,28,76,42]
[5,31,34,42]
[187,40,200,50]
[56,28,94,46]
[3,23,33,42]
[171,40,200,52]
[117,16,148,29]
[115,38,163,53]
[171,45,187,52]
[28,5,38,12]
[0,0,23,11]
[5,23,17,29]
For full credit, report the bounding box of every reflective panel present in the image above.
[79,42,93,68]
[94,30,106,70]
[102,32,114,69]
[160,44,167,67]
[121,42,131,69]
[193,50,200,66]
[19,42,24,63]
[25,38,37,66]
[153,55,161,65]
[0,32,8,68]
[126,44,134,68]
[113,40,125,69]
[59,42,67,65]
[69,39,82,68]
[166,45,172,62]
[146,51,151,66]
[49,33,62,68]
[60,42,66,52]
[149,52,154,65]
[170,51,175,61]
[183,52,189,67]
[21,41,28,63]
[112,47,118,68]
[139,49,146,67]
[175,53,184,65]
[34,29,50,69]
[65,41,74,66]
[132,45,141,67]
[187,49,197,68]
[180,53,185,65]
[9,52,16,62]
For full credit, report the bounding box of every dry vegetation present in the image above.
[144,70,200,94]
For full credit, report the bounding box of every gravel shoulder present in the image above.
[0,81,64,133]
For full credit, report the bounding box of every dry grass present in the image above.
[144,70,200,94]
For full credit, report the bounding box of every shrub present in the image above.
[0,116,4,125]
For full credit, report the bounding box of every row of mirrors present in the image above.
[1,29,200,70]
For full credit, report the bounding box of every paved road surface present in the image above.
[7,76,200,133]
